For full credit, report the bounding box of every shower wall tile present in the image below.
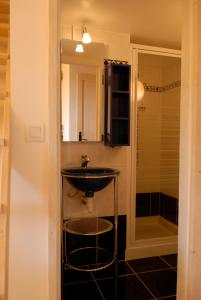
[136,62,163,194]
[144,80,181,93]
[136,192,160,217]
[136,192,178,224]
[150,192,160,215]
[136,193,150,217]
[137,58,181,201]
[160,70,180,199]
[160,193,178,225]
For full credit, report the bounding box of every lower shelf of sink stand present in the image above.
[63,217,116,272]
[65,246,115,272]
[64,217,113,235]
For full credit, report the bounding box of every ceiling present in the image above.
[139,53,181,68]
[61,0,182,50]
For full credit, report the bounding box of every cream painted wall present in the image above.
[61,29,131,219]
[9,0,49,299]
[61,25,130,62]
[62,142,131,218]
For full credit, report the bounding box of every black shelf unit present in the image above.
[104,63,130,147]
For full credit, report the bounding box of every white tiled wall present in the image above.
[136,64,163,193]
[160,64,181,198]
[136,54,181,198]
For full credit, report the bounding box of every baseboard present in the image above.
[126,236,178,260]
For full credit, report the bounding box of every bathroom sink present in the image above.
[61,167,119,197]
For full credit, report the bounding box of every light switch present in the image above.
[26,124,45,142]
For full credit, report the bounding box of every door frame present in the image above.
[127,44,181,251]
[0,99,10,300]
[48,1,61,300]
[48,1,196,299]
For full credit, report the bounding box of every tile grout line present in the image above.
[93,272,141,281]
[157,295,176,299]
[126,261,157,299]
[133,267,173,275]
[126,259,173,274]
[91,272,106,300]
[62,279,94,286]
[159,256,177,271]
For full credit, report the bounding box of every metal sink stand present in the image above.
[61,174,119,272]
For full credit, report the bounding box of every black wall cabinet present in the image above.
[104,63,131,147]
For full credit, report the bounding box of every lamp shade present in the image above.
[75,43,84,53]
[82,31,92,44]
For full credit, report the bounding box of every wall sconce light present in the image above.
[74,26,92,53]
[82,27,92,44]
[137,80,145,101]
[75,42,84,53]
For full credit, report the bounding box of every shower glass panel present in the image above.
[135,53,181,241]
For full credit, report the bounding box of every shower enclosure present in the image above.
[127,45,181,259]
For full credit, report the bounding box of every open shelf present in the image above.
[112,93,129,118]
[104,63,130,147]
[112,65,130,91]
[111,119,130,145]
[63,217,115,272]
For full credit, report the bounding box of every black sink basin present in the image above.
[61,167,119,197]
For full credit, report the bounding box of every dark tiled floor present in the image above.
[160,254,177,268]
[139,269,177,298]
[63,281,103,300]
[62,254,177,300]
[92,261,132,280]
[128,256,170,273]
[97,275,153,300]
[63,267,93,284]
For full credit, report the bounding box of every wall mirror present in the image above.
[61,39,104,142]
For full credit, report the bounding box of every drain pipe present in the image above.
[81,192,94,213]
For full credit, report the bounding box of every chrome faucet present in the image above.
[81,154,90,168]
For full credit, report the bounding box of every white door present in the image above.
[0,100,10,300]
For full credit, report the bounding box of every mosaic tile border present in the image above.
[104,59,128,66]
[144,80,181,93]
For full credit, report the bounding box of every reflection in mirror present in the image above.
[62,63,97,141]
[61,39,104,142]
